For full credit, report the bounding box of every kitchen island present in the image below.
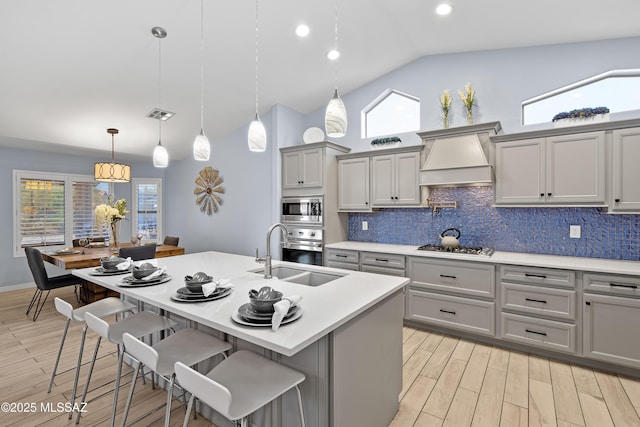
[74,251,407,427]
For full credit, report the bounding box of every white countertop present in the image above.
[73,251,408,357]
[326,241,640,276]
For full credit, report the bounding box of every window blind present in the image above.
[72,181,109,239]
[136,183,158,240]
[19,178,65,247]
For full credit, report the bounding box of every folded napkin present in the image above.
[201,278,233,297]
[142,266,167,281]
[116,257,133,270]
[272,295,302,332]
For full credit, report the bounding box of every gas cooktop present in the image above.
[417,244,494,257]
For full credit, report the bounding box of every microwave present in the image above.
[281,196,323,225]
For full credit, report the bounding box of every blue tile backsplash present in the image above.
[348,187,640,261]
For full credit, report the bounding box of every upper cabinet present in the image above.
[494,130,605,205]
[611,127,640,212]
[336,145,424,212]
[282,147,323,190]
[371,151,421,207]
[280,142,350,197]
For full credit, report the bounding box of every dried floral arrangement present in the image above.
[552,107,609,122]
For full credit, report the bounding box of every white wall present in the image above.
[2,36,639,288]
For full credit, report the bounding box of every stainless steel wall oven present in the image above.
[281,228,323,266]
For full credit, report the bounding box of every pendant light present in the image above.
[152,26,169,168]
[94,128,131,182]
[193,0,210,161]
[248,0,266,152]
[324,0,347,138]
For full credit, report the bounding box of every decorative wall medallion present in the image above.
[194,166,224,215]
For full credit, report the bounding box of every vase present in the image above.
[466,110,473,126]
[442,115,449,129]
[109,222,119,248]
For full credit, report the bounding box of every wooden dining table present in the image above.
[42,243,185,270]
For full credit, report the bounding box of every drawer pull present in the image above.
[609,283,638,289]
[525,329,547,337]
[439,274,457,279]
[525,273,547,279]
[439,309,456,315]
[335,254,348,258]
[375,258,389,262]
[525,297,547,304]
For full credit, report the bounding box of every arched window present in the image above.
[362,89,420,138]
[522,69,640,125]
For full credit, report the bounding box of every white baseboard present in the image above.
[0,282,34,292]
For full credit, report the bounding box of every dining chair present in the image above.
[24,247,85,321]
[162,236,180,246]
[49,297,136,415]
[175,350,306,427]
[75,311,175,425]
[120,329,231,427]
[118,243,157,261]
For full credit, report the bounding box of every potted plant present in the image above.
[440,90,452,128]
[458,82,476,125]
[370,136,401,150]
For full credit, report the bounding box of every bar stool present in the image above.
[175,350,306,427]
[120,329,232,427]
[49,297,136,412]
[75,311,175,425]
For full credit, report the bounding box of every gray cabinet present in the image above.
[583,292,640,369]
[337,157,370,211]
[495,131,605,205]
[282,147,323,190]
[336,145,424,212]
[371,151,421,207]
[324,248,359,271]
[406,257,496,335]
[498,265,577,354]
[611,127,640,212]
[360,252,406,277]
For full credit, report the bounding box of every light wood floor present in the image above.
[3,286,640,427]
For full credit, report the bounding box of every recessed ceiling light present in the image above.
[295,24,310,37]
[327,49,340,61]
[435,3,453,16]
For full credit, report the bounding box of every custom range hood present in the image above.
[418,122,502,187]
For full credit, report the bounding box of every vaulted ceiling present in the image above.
[1,0,639,160]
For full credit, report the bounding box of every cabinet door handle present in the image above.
[365,201,368,205]
[440,274,457,279]
[525,329,547,336]
[585,301,591,306]
[525,273,547,279]
[540,193,545,197]
[547,192,552,197]
[335,254,347,258]
[394,196,399,200]
[375,258,389,262]
[525,297,547,304]
[609,283,638,289]
[439,309,456,315]
[615,198,621,203]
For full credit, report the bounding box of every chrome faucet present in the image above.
[256,223,289,279]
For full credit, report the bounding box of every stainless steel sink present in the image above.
[250,266,344,286]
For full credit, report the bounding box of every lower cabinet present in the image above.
[583,292,640,369]
[407,289,495,336]
[324,248,359,271]
[501,312,576,354]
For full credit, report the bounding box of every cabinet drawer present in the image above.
[407,290,495,336]
[501,283,576,320]
[361,252,405,269]
[500,265,575,288]
[325,261,359,271]
[409,257,495,298]
[583,273,640,297]
[325,249,359,264]
[361,264,406,277]
[501,312,576,354]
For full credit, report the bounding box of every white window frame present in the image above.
[361,88,420,138]
[521,68,640,125]
[12,170,112,257]
[131,178,163,243]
